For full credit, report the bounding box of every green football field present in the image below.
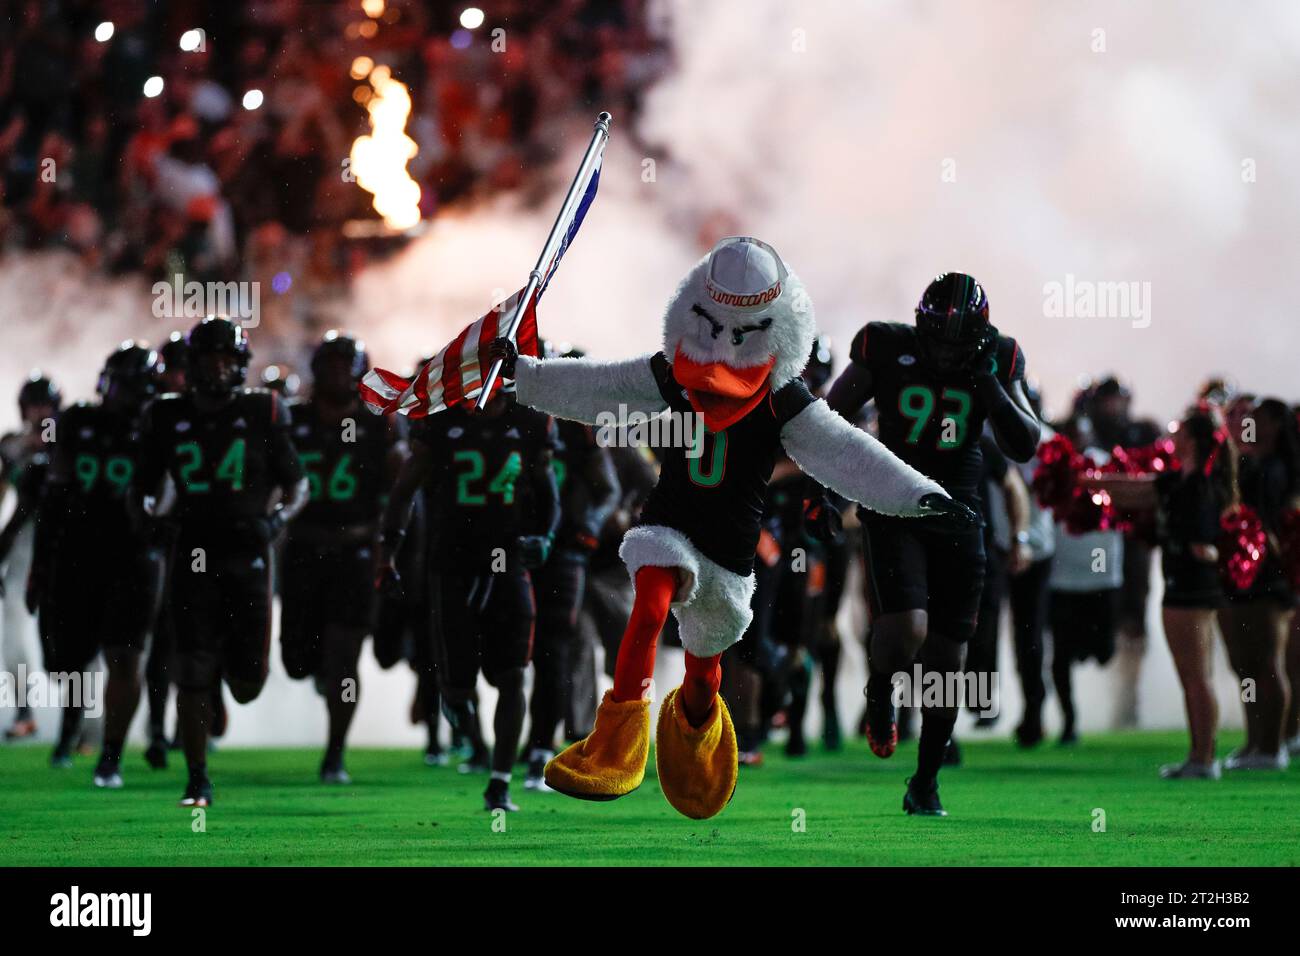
[1,731,1295,866]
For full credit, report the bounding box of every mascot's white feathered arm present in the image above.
[779,398,953,518]
[512,353,668,426]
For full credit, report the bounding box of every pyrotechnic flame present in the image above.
[350,70,421,231]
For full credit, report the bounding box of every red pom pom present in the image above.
[1218,505,1268,593]
[1031,434,1117,533]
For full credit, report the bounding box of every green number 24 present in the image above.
[899,385,972,450]
[176,439,246,493]
[455,449,522,505]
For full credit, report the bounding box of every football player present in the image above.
[0,374,62,743]
[807,273,1041,815]
[40,344,163,786]
[132,317,308,807]
[378,388,560,812]
[523,346,620,790]
[282,332,408,783]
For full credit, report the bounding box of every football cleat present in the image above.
[524,750,553,791]
[1223,749,1288,771]
[484,779,519,812]
[1159,759,1221,780]
[424,744,449,767]
[144,737,168,770]
[50,746,74,769]
[1014,716,1044,749]
[458,749,490,775]
[864,674,898,759]
[320,755,352,785]
[179,772,214,807]
[93,765,124,790]
[903,776,947,816]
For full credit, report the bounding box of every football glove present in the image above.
[803,492,843,544]
[518,534,553,569]
[965,323,1000,377]
[917,492,979,533]
[486,337,519,378]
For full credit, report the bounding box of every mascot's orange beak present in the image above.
[673,346,776,432]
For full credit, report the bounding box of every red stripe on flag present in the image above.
[516,295,539,358]
[440,325,471,408]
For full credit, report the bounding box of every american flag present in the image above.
[360,153,602,418]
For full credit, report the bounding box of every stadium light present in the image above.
[350,56,374,80]
[242,89,264,110]
[94,21,114,42]
[179,29,203,52]
[460,7,485,29]
[143,76,164,98]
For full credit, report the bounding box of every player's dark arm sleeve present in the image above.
[825,363,875,422]
[380,435,434,564]
[268,396,309,523]
[977,377,1040,463]
[975,347,1040,462]
[130,404,169,524]
[528,421,561,540]
[565,434,620,547]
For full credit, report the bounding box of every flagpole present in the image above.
[476,111,612,409]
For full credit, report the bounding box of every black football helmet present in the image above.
[187,317,251,397]
[914,273,991,374]
[311,331,369,381]
[98,341,159,411]
[18,372,62,414]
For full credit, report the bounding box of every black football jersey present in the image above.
[551,419,604,549]
[637,352,816,577]
[288,398,405,530]
[848,321,1026,503]
[46,402,140,539]
[413,400,558,572]
[135,388,304,531]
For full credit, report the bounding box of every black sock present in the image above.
[100,741,123,764]
[916,708,958,785]
[187,760,208,780]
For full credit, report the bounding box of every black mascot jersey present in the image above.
[136,388,304,531]
[289,398,404,529]
[848,321,1026,504]
[412,400,557,572]
[637,351,815,577]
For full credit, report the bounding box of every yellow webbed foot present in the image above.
[544,690,650,801]
[654,686,738,819]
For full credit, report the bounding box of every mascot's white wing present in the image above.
[779,398,946,516]
[513,354,667,425]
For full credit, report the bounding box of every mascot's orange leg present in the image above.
[544,566,677,800]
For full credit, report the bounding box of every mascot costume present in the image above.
[490,235,974,819]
